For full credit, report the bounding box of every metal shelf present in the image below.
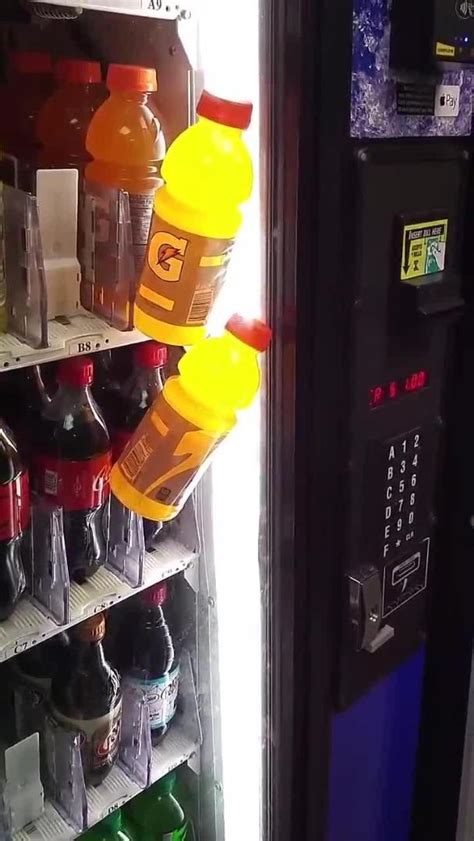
[27,0,191,19]
[14,722,198,840]
[0,313,146,372]
[0,536,196,663]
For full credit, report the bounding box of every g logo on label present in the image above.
[148,232,189,282]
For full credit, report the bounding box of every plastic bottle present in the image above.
[110,314,271,522]
[121,582,178,745]
[32,356,112,583]
[85,64,165,278]
[80,809,136,840]
[134,90,253,347]
[0,51,54,189]
[91,349,123,433]
[125,771,187,840]
[0,420,28,620]
[51,613,122,787]
[37,58,105,172]
[112,341,167,548]
[13,631,70,698]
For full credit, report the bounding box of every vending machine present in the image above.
[0,0,471,839]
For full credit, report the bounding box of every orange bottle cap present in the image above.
[55,58,102,84]
[77,613,106,642]
[11,51,53,75]
[106,64,157,93]
[197,91,253,130]
[226,314,272,351]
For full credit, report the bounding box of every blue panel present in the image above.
[351,0,474,138]
[327,648,425,841]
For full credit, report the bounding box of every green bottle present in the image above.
[80,809,136,840]
[125,772,187,840]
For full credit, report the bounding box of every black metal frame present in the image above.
[261,0,354,838]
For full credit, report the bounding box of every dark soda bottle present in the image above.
[122,582,179,745]
[91,350,123,432]
[51,613,122,786]
[0,420,29,620]
[32,356,112,583]
[13,632,70,697]
[112,341,167,549]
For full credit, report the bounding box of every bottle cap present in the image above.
[135,341,168,369]
[141,581,168,607]
[77,613,105,642]
[55,58,102,85]
[11,51,53,75]
[225,314,272,352]
[107,64,157,93]
[57,356,94,387]
[197,91,253,130]
[155,770,177,794]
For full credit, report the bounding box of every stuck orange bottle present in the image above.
[0,51,53,189]
[37,58,105,172]
[134,91,253,346]
[110,314,271,522]
[85,64,166,275]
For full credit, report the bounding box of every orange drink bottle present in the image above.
[110,314,271,522]
[37,58,105,172]
[134,91,253,346]
[85,63,165,276]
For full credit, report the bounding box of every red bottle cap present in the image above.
[134,341,168,369]
[77,612,105,642]
[55,58,102,85]
[197,91,253,130]
[107,64,157,93]
[57,356,94,387]
[225,314,272,352]
[141,581,168,607]
[11,51,53,75]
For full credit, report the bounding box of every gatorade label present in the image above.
[115,391,226,515]
[136,213,234,329]
[52,700,122,771]
[127,665,180,730]
[0,472,30,540]
[34,453,111,511]
[128,192,155,275]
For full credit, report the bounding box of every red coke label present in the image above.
[34,453,111,511]
[0,471,30,540]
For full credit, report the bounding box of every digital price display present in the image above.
[369,370,429,409]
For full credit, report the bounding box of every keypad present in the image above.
[362,424,436,567]
[382,428,422,559]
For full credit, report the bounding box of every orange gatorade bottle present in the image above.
[0,51,53,189]
[110,314,271,522]
[134,91,253,347]
[85,64,165,275]
[37,58,105,172]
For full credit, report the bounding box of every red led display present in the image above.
[369,370,428,408]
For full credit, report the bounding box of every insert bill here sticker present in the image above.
[400,218,448,281]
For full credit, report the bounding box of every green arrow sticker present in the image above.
[400,218,448,282]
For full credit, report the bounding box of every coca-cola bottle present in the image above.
[0,420,29,620]
[32,356,112,583]
[51,613,122,786]
[112,341,167,549]
[121,582,179,745]
[91,350,122,433]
